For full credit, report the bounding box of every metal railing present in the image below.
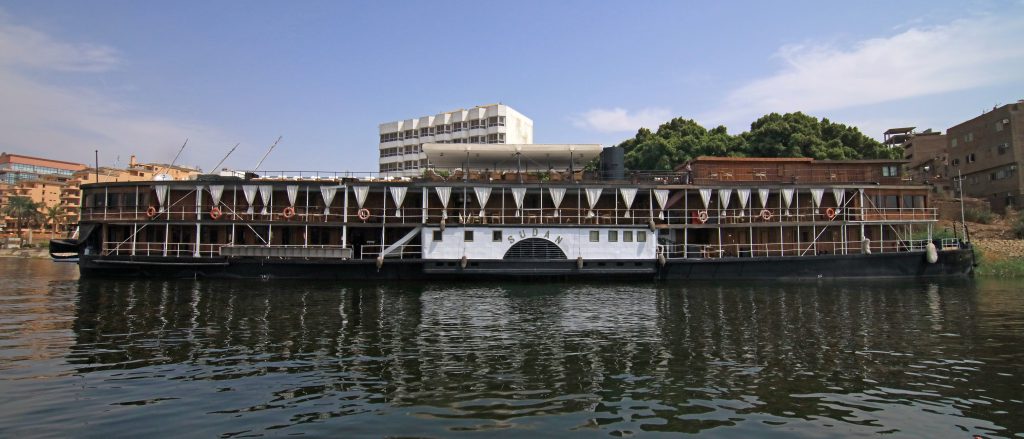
[359,244,421,260]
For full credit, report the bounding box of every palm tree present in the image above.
[43,204,64,239]
[1,196,44,245]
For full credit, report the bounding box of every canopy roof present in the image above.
[422,143,603,170]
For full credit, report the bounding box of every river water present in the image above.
[0,259,1021,438]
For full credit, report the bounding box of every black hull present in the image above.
[77,248,975,281]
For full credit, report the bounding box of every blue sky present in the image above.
[1,1,1022,172]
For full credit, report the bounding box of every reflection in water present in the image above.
[0,259,1021,437]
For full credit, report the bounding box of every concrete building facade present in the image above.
[378,104,533,177]
[946,101,1023,212]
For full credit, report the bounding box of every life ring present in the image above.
[282,206,295,218]
[146,206,157,218]
[209,207,222,220]
[825,207,836,220]
[760,209,772,221]
[357,208,370,221]
[698,210,709,224]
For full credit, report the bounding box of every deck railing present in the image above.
[657,238,944,260]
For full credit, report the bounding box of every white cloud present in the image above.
[573,107,671,133]
[705,13,1024,129]
[0,10,232,170]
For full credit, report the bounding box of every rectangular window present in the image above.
[951,138,958,148]
[998,143,1009,155]
[608,230,618,242]
[433,230,443,241]
[881,165,899,177]
[623,230,633,242]
[996,121,1004,131]
[885,195,899,208]
[492,230,502,242]
[637,231,647,242]
[589,230,599,242]
[464,230,473,241]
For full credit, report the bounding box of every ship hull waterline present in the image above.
[74,248,975,281]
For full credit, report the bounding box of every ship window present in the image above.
[492,230,502,242]
[433,230,443,241]
[589,230,599,242]
[881,165,899,177]
[464,230,474,242]
[608,230,618,242]
[885,196,899,208]
[637,231,647,242]
[623,231,633,242]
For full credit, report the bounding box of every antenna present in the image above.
[211,143,240,172]
[253,136,282,171]
[156,138,188,176]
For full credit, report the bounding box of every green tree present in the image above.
[1,196,44,245]
[615,112,900,170]
[43,204,63,238]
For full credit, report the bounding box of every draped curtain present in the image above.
[435,186,451,220]
[474,187,492,217]
[320,186,337,215]
[619,188,637,218]
[242,185,257,214]
[585,188,603,217]
[389,186,407,217]
[258,185,272,215]
[548,187,565,217]
[512,187,527,217]
[154,185,169,213]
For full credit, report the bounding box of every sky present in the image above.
[0,0,1022,173]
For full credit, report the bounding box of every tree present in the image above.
[1,196,44,245]
[615,112,900,170]
[43,204,63,238]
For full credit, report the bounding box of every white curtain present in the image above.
[286,185,299,207]
[699,188,712,208]
[619,188,637,218]
[242,185,257,214]
[718,188,733,210]
[258,185,272,215]
[154,185,168,213]
[782,188,794,216]
[435,186,451,220]
[833,188,845,210]
[320,186,337,215]
[512,187,527,217]
[810,188,824,208]
[208,185,224,207]
[757,188,769,207]
[474,187,492,217]
[654,189,669,220]
[389,186,407,217]
[737,189,750,217]
[585,188,603,217]
[548,187,565,217]
[353,186,369,208]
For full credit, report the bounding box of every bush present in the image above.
[1014,216,1024,239]
[964,208,994,224]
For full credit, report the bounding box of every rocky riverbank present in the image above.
[0,248,50,259]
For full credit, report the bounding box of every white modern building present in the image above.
[379,104,534,176]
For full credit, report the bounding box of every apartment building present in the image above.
[378,104,534,177]
[946,101,1023,212]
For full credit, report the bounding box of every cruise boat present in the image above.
[51,145,975,280]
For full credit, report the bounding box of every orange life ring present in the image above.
[698,210,709,224]
[283,206,295,218]
[146,206,157,218]
[357,208,370,221]
[209,207,222,220]
[825,207,836,220]
[760,209,772,221]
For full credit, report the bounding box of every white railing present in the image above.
[657,238,942,260]
[102,241,224,257]
[359,244,421,260]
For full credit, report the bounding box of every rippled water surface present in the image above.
[1,259,1022,437]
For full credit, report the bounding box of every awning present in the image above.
[422,143,603,170]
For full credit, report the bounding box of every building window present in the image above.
[965,132,974,142]
[952,158,960,166]
[464,230,473,241]
[608,230,618,242]
[996,121,1004,131]
[492,230,502,242]
[433,230,443,241]
[951,138,958,148]
[637,231,647,242]
[589,230,599,242]
[998,143,1009,155]
[967,153,976,163]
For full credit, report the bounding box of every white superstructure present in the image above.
[378,104,534,177]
